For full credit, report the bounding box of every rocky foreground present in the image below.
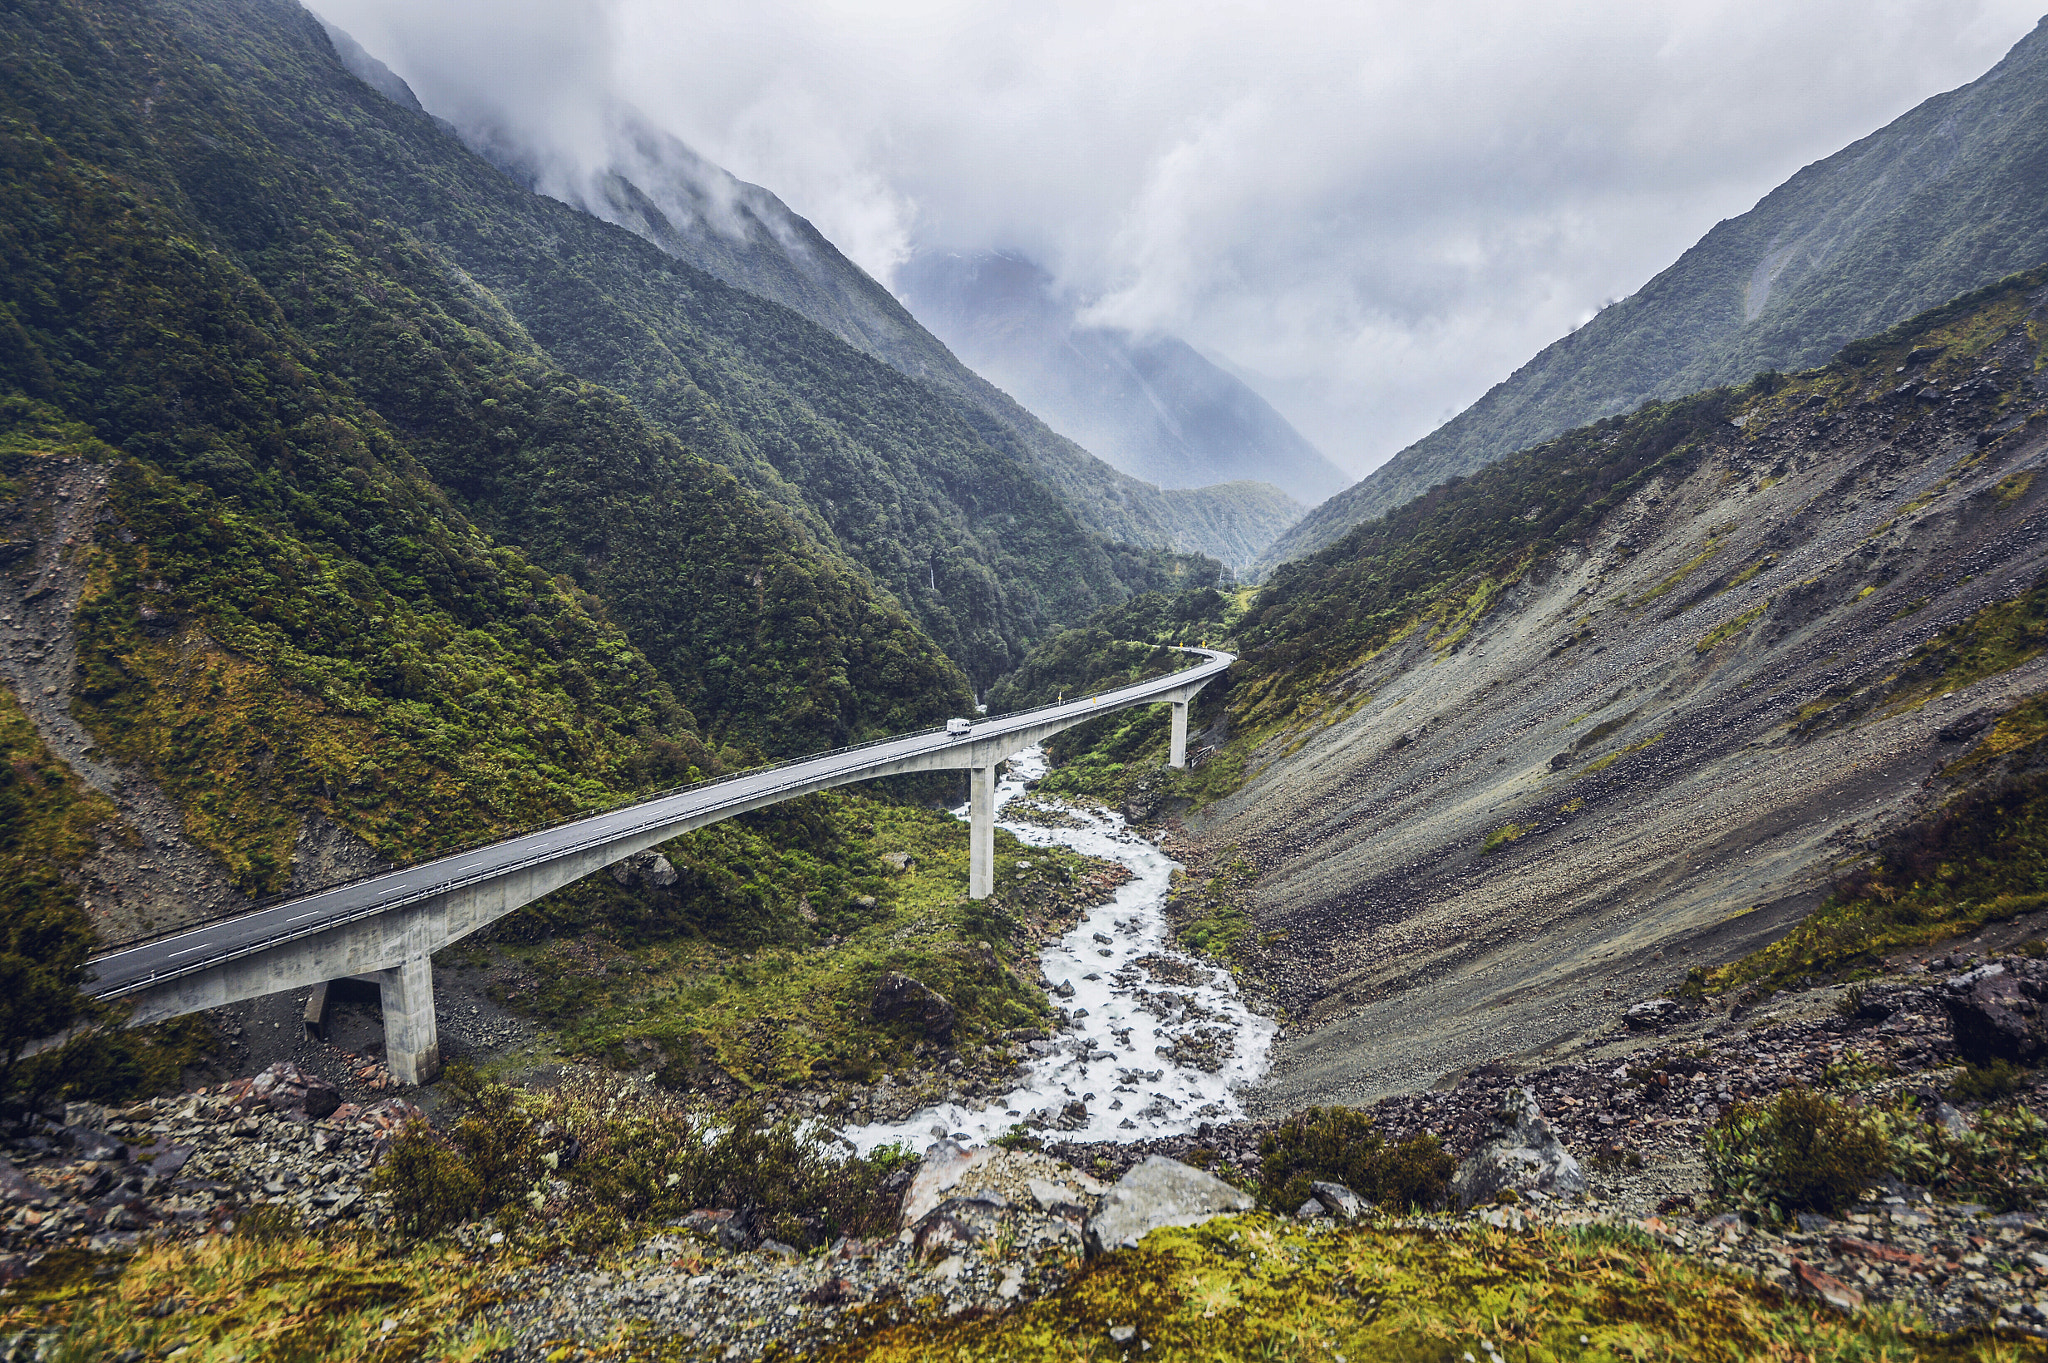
[6,947,2048,1358]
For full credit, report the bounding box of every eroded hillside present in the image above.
[1176,274,2048,1108]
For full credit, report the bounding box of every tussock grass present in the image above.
[0,1233,509,1361]
[808,1217,2032,1362]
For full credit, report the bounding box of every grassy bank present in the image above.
[812,1216,2035,1362]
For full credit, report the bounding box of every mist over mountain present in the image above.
[893,251,1346,508]
[1258,14,2048,576]
[336,60,1307,572]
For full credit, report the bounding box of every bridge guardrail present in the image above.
[87,648,1229,969]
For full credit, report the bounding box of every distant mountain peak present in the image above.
[893,248,1350,507]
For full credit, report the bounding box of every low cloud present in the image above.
[315,0,2043,473]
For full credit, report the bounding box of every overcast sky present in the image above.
[316,0,2045,475]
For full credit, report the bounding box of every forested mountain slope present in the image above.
[72,0,1213,693]
[0,0,1001,969]
[1029,269,2048,1103]
[1258,16,2048,574]
[394,65,1294,571]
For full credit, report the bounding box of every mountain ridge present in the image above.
[1256,14,2048,575]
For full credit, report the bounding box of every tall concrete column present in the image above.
[969,764,995,900]
[375,957,440,1085]
[1169,699,1191,769]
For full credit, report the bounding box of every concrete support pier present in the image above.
[969,764,996,900]
[1169,700,1191,769]
[374,958,440,1085]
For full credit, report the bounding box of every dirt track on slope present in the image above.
[1197,323,2048,1111]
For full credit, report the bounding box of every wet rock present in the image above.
[1310,1180,1368,1220]
[1026,1177,1088,1218]
[801,1277,857,1306]
[871,971,957,1039]
[1931,1102,1973,1139]
[717,1206,762,1252]
[900,1138,995,1228]
[0,1165,48,1205]
[609,851,676,889]
[222,1062,342,1121]
[1792,1259,1864,1313]
[1083,1155,1255,1255]
[1942,962,2045,1065]
[910,1211,978,1260]
[56,1127,125,1163]
[1450,1088,1586,1211]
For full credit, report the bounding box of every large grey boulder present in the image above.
[1942,962,2047,1065]
[1451,1087,1586,1210]
[1083,1155,1255,1255]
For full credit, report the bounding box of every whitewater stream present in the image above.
[843,747,1274,1154]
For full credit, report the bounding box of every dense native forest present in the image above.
[0,0,1236,1090]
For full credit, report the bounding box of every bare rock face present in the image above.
[609,851,678,890]
[1623,998,1686,1031]
[871,971,957,1039]
[1082,1155,1255,1255]
[1450,1087,1586,1211]
[900,1138,995,1228]
[220,1062,342,1121]
[1942,962,2047,1064]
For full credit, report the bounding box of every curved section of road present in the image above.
[86,648,1232,1002]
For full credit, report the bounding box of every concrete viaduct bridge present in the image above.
[84,648,1231,1085]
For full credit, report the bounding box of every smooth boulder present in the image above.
[1450,1087,1586,1210]
[1083,1155,1255,1255]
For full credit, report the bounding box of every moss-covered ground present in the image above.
[475,791,1115,1095]
[812,1216,2039,1362]
[0,1233,509,1361]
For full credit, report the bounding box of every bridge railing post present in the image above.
[375,958,441,1085]
[969,765,995,899]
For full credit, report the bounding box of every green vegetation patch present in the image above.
[374,1071,914,1249]
[1632,530,1730,608]
[1164,855,1262,971]
[1705,1087,1890,1222]
[809,1216,2018,1362]
[0,1231,508,1361]
[1709,739,2048,996]
[1793,572,2048,740]
[1481,822,1533,853]
[1581,732,1664,776]
[1256,1107,1454,1213]
[488,795,1105,1091]
[1698,600,1771,653]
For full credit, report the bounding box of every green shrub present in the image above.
[370,1122,482,1238]
[378,1075,914,1247]
[1949,1060,2028,1105]
[1704,1087,1888,1221]
[1881,1100,2048,1212]
[1257,1107,1454,1213]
